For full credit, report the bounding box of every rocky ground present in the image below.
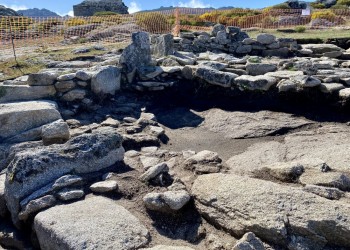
[1,26,350,250]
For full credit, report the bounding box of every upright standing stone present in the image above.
[151,34,174,57]
[120,32,151,83]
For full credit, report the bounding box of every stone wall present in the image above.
[163,24,298,58]
[73,0,128,16]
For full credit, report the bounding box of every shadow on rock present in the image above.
[153,107,204,129]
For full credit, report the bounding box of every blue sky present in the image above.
[1,0,288,15]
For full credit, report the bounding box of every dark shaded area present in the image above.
[154,107,204,129]
[146,200,205,243]
[144,80,350,126]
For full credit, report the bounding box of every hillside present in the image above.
[0,5,19,16]
[17,8,60,17]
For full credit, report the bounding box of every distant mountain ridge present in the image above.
[137,6,241,14]
[17,8,60,17]
[0,5,19,16]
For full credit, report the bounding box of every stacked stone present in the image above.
[170,24,298,57]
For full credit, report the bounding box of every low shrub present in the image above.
[337,0,350,6]
[93,11,119,16]
[311,10,336,21]
[65,18,87,27]
[310,2,326,8]
[295,26,306,33]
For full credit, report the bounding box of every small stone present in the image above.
[246,63,277,76]
[319,83,345,94]
[123,117,137,123]
[140,156,160,169]
[143,190,190,212]
[52,175,83,190]
[182,150,196,159]
[125,150,140,158]
[233,232,265,250]
[55,80,76,93]
[257,33,276,45]
[18,195,56,221]
[141,146,158,153]
[57,73,76,81]
[41,119,70,146]
[75,71,91,81]
[139,163,169,182]
[101,117,120,127]
[277,79,298,92]
[235,75,277,91]
[61,89,86,102]
[57,189,85,201]
[262,162,304,182]
[77,81,88,87]
[90,180,118,193]
[291,75,321,88]
[149,126,165,137]
[102,172,117,180]
[339,88,350,99]
[27,72,58,86]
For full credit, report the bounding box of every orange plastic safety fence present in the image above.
[1,8,350,49]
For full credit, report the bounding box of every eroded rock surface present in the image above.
[34,196,150,250]
[201,109,312,139]
[192,173,350,249]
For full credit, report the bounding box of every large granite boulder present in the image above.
[192,173,350,249]
[34,196,149,250]
[5,128,125,226]
[120,32,151,83]
[226,125,350,175]
[0,101,61,142]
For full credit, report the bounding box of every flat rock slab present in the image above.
[34,196,150,250]
[201,109,312,139]
[0,84,56,103]
[226,125,350,175]
[0,101,61,141]
[192,173,350,249]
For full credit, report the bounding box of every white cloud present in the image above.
[57,10,74,17]
[4,4,28,11]
[67,10,74,17]
[128,1,141,13]
[178,0,210,8]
